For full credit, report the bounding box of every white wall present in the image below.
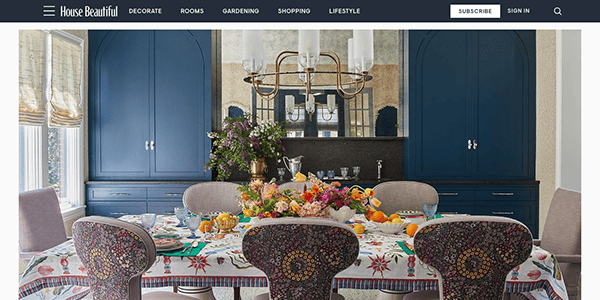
[558,30,582,191]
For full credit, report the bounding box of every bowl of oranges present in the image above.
[211,212,239,234]
[370,211,411,234]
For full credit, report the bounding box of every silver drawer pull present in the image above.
[109,212,128,216]
[438,192,459,196]
[492,192,514,196]
[164,193,183,196]
[110,193,131,196]
[492,211,514,215]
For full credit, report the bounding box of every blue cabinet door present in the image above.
[408,30,474,179]
[406,30,535,181]
[89,30,152,179]
[474,31,536,179]
[152,30,211,180]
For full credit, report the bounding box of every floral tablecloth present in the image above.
[18,215,569,300]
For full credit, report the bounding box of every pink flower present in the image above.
[535,252,548,261]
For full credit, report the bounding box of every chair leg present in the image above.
[234,287,241,300]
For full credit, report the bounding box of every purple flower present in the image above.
[281,146,287,153]
[243,119,250,129]
[250,136,259,149]
[228,160,234,166]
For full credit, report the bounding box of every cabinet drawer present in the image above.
[432,186,475,201]
[475,186,535,201]
[86,201,147,217]
[89,187,147,200]
[475,201,534,223]
[147,187,188,200]
[437,202,476,215]
[148,201,183,215]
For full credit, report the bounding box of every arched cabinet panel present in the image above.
[89,30,212,180]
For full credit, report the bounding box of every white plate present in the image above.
[155,241,185,252]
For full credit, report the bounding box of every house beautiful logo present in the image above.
[60,5,118,18]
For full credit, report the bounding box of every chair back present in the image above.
[72,216,156,300]
[541,187,581,298]
[242,218,359,300]
[19,187,68,253]
[183,182,242,215]
[278,181,314,191]
[541,187,581,255]
[413,216,532,300]
[373,181,438,214]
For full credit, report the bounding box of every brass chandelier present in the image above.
[242,30,374,121]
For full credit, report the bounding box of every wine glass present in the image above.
[186,214,202,239]
[423,203,438,221]
[174,206,188,227]
[277,168,286,181]
[352,166,360,180]
[141,213,157,232]
[340,167,349,179]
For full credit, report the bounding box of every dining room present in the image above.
[15,28,582,300]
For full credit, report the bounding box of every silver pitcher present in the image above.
[283,155,304,179]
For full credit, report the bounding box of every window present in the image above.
[18,30,84,211]
[346,88,374,137]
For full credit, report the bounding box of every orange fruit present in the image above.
[199,220,213,233]
[406,224,419,237]
[388,213,400,221]
[371,211,387,223]
[353,223,365,234]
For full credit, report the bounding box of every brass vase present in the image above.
[250,158,267,181]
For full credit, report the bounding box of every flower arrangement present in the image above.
[237,173,381,219]
[205,116,287,181]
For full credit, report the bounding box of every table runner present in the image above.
[18,214,569,300]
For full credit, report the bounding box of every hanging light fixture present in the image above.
[285,94,336,122]
[242,29,374,112]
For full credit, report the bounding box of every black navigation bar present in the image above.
[2,0,599,22]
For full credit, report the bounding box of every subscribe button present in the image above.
[450,4,501,18]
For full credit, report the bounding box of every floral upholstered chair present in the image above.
[72,216,199,300]
[242,218,360,300]
[404,216,533,300]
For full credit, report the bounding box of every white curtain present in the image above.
[19,30,46,126]
[48,35,83,127]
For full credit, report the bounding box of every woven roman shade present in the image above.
[19,30,46,126]
[48,35,83,127]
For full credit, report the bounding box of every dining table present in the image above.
[18,214,569,300]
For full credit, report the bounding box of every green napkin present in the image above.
[435,213,443,219]
[159,242,207,257]
[238,214,251,223]
[396,241,415,255]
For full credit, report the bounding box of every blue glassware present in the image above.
[186,214,202,239]
[316,170,325,180]
[423,203,438,221]
[327,170,335,179]
[174,206,188,227]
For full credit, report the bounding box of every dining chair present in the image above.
[372,181,439,215]
[19,187,69,265]
[183,181,243,215]
[535,187,581,299]
[278,181,314,191]
[242,217,360,300]
[72,216,203,300]
[403,216,533,300]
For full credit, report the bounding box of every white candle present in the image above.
[353,29,374,72]
[285,95,295,114]
[298,30,320,69]
[242,30,264,73]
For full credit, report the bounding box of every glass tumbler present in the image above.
[141,213,157,232]
[174,206,188,227]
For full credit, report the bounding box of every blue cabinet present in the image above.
[89,30,212,180]
[86,183,191,217]
[432,184,539,238]
[406,30,539,236]
[406,30,536,180]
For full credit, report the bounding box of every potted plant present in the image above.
[205,116,287,181]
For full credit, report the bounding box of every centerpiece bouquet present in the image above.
[205,115,287,181]
[237,173,381,220]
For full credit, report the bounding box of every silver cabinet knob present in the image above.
[145,141,149,150]
[150,141,155,150]
[473,139,478,149]
[468,139,472,149]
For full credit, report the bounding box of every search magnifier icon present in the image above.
[554,6,562,15]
